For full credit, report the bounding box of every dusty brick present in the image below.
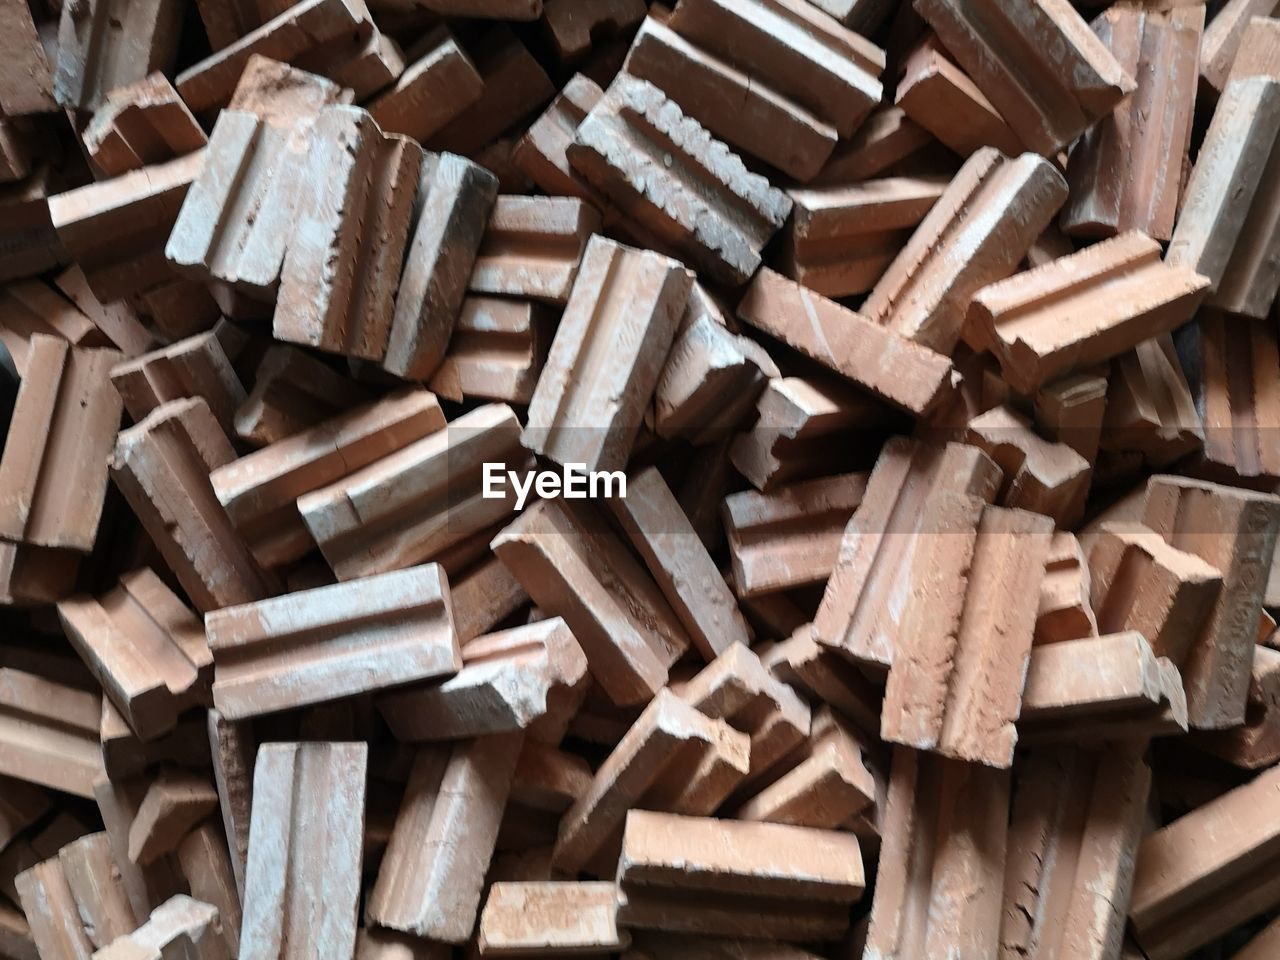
[226,54,350,126]
[233,345,372,448]
[469,196,601,306]
[81,73,207,180]
[94,894,224,960]
[1201,0,1280,93]
[369,28,484,142]
[811,105,936,184]
[1102,334,1203,468]
[512,74,606,203]
[1198,310,1280,485]
[54,0,182,111]
[0,668,103,798]
[1034,372,1109,465]
[762,626,883,735]
[478,881,627,955]
[0,0,56,115]
[428,296,553,406]
[1035,531,1098,645]
[127,771,219,866]
[111,332,247,436]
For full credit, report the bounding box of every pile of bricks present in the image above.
[1,0,1280,957]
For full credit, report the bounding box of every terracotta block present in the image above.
[176,0,373,113]
[60,832,142,948]
[1101,334,1202,468]
[762,625,883,735]
[54,0,182,111]
[449,554,529,645]
[523,236,690,474]
[1034,371,1108,465]
[368,28,483,141]
[863,148,1067,353]
[0,0,56,115]
[299,403,526,581]
[1063,6,1202,241]
[1035,531,1098,645]
[811,105,935,184]
[1129,764,1280,959]
[1198,311,1280,485]
[0,335,123,551]
[234,344,372,447]
[616,810,863,941]
[241,742,366,959]
[469,196,600,306]
[94,894,225,960]
[57,568,211,741]
[567,75,791,285]
[552,689,749,876]
[128,771,219,866]
[82,73,208,178]
[0,776,48,849]
[1195,645,1280,769]
[723,472,868,598]
[91,778,184,920]
[226,54,350,126]
[1143,475,1280,728]
[111,332,247,435]
[14,856,96,960]
[1226,14,1280,86]
[780,175,947,298]
[367,735,521,942]
[965,404,1092,527]
[544,0,645,61]
[54,266,155,358]
[207,710,253,899]
[478,881,626,956]
[1201,0,1280,92]
[111,397,274,613]
[137,279,221,343]
[274,106,423,362]
[328,30,405,101]
[813,438,1001,674]
[428,296,552,407]
[512,74,606,203]
[0,667,103,798]
[1000,746,1150,960]
[0,280,107,376]
[1020,632,1187,743]
[208,563,460,719]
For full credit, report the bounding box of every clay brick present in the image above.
[1034,371,1108,465]
[1167,76,1280,318]
[14,856,96,960]
[54,0,182,111]
[915,0,1134,154]
[616,810,863,941]
[206,710,253,899]
[0,0,56,115]
[1201,0,1280,93]
[0,776,48,849]
[328,30,405,101]
[176,0,373,113]
[226,54,350,125]
[367,735,521,942]
[0,668,103,797]
[137,279,221,343]
[92,778,184,920]
[811,105,935,184]
[1226,14,1280,85]
[356,928,449,960]
[1035,531,1097,645]
[723,472,868,598]
[737,269,954,417]
[1143,475,1280,728]
[111,332,247,436]
[965,404,1092,527]
[509,738,592,822]
[95,894,224,960]
[57,568,211,741]
[1000,746,1150,960]
[111,397,274,613]
[523,236,690,474]
[780,175,948,298]
[81,73,208,178]
[862,148,1067,354]
[428,296,552,407]
[55,266,155,358]
[469,196,601,306]
[48,151,203,303]
[567,75,792,285]
[762,625,883,734]
[0,280,113,376]
[544,0,645,61]
[299,403,526,580]
[1089,523,1223,666]
[369,28,484,142]
[1063,6,1202,241]
[512,74,606,203]
[100,702,210,781]
[1198,311,1280,485]
[970,232,1209,393]
[552,689,749,876]
[208,563,460,719]
[813,438,1002,674]
[0,168,64,285]
[1020,632,1188,743]
[128,771,219,866]
[383,153,498,381]
[234,346,371,447]
[864,747,1009,960]
[274,106,423,362]
[450,554,529,646]
[60,832,141,948]
[241,742,366,959]
[1129,764,1280,959]
[379,617,586,742]
[1102,334,1203,468]
[0,335,123,552]
[193,0,272,51]
[479,881,627,955]
[1195,645,1280,769]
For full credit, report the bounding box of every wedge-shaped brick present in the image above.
[1102,334,1203,468]
[512,74,605,203]
[479,881,627,956]
[112,398,274,613]
[1000,746,1150,960]
[736,269,953,417]
[553,689,749,876]
[1063,6,1203,241]
[0,0,56,115]
[1201,0,1280,93]
[208,563,460,720]
[368,735,521,942]
[383,153,498,381]
[241,742,366,960]
[1195,645,1280,769]
[492,500,688,707]
[95,894,224,960]
[523,235,691,474]
[299,403,526,581]
[567,75,791,286]
[1130,764,1280,960]
[724,472,868,598]
[1199,311,1280,484]
[0,335,122,552]
[428,297,553,406]
[111,332,246,436]
[82,73,209,178]
[54,0,181,111]
[862,148,1067,354]
[1167,77,1280,318]
[813,438,1002,673]
[0,668,102,798]
[378,617,586,742]
[970,232,1209,393]
[617,810,863,941]
[781,176,947,298]
[915,0,1135,154]
[469,196,601,305]
[762,626,882,735]
[1035,531,1097,645]
[368,28,484,142]
[882,495,1053,767]
[234,344,372,447]
[274,106,422,361]
[1143,475,1280,729]
[57,569,210,741]
[1020,633,1187,744]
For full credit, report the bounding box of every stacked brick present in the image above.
[0,1,1279,959]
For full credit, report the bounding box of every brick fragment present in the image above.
[1102,334,1202,467]
[81,73,208,179]
[111,397,274,612]
[567,75,792,285]
[469,196,600,306]
[0,667,103,797]
[478,881,628,955]
[428,297,552,406]
[616,810,863,941]
[127,771,219,866]
[54,0,182,111]
[94,894,225,960]
[100,702,210,781]
[234,345,371,447]
[1034,371,1108,465]
[241,742,366,959]
[512,74,606,203]
[1035,531,1097,645]
[762,625,883,734]
[544,0,645,61]
[111,332,247,436]
[368,28,483,142]
[1198,310,1280,485]
[1201,0,1280,93]
[0,335,122,552]
[0,0,56,115]
[368,735,522,942]
[193,0,271,51]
